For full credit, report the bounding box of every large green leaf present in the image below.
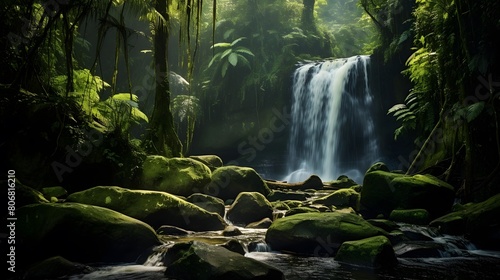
[465,102,485,123]
[228,52,238,67]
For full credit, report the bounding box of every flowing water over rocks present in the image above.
[284,55,379,184]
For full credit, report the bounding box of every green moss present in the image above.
[66,186,226,231]
[389,209,430,225]
[139,156,212,196]
[313,188,360,210]
[335,235,397,269]
[208,166,271,200]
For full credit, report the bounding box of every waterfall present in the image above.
[284,55,378,183]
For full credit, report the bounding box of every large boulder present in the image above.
[207,166,271,200]
[430,193,500,250]
[23,256,93,279]
[361,171,455,218]
[312,188,360,211]
[267,190,311,202]
[138,155,212,196]
[265,212,388,256]
[164,241,285,280]
[186,193,226,217]
[189,155,223,171]
[16,203,161,266]
[389,209,430,225]
[335,235,398,269]
[226,192,273,226]
[66,186,226,231]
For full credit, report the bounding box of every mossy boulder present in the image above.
[226,192,273,226]
[207,166,271,200]
[66,186,227,231]
[389,209,430,225]
[17,203,161,266]
[325,175,358,189]
[138,155,212,196]
[186,193,226,217]
[285,206,320,216]
[271,201,291,211]
[164,241,285,280]
[335,236,397,269]
[41,186,68,200]
[365,162,390,174]
[247,218,273,229]
[189,155,223,171]
[367,219,400,232]
[361,171,454,218]
[312,188,360,211]
[265,212,388,256]
[430,193,500,250]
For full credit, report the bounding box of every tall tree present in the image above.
[144,0,183,157]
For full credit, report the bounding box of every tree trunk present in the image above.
[301,0,316,30]
[145,0,183,157]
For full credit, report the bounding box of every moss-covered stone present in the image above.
[389,209,430,225]
[41,186,68,200]
[272,201,291,211]
[367,219,400,232]
[430,193,500,250]
[66,186,226,231]
[335,236,397,269]
[186,193,225,217]
[265,212,388,256]
[189,155,223,171]
[283,200,304,208]
[325,175,358,189]
[138,155,212,196]
[226,192,273,226]
[17,203,160,266]
[207,166,271,200]
[365,162,390,174]
[247,218,273,229]
[164,241,285,279]
[361,171,454,218]
[312,188,360,211]
[285,206,320,216]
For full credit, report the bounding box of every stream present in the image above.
[69,216,500,280]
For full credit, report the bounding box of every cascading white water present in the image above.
[284,55,378,183]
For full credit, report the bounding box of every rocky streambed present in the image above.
[6,156,500,279]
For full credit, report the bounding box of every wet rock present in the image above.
[247,218,273,229]
[67,186,227,231]
[393,242,444,258]
[227,192,273,226]
[207,166,271,200]
[365,162,390,173]
[222,226,243,236]
[336,235,398,269]
[267,190,311,202]
[186,193,226,217]
[157,225,192,235]
[17,203,160,266]
[367,219,400,232]
[23,256,94,279]
[266,212,388,256]
[265,175,323,191]
[220,239,246,255]
[361,171,455,218]
[389,209,430,225]
[430,193,500,250]
[164,241,285,279]
[3,179,49,207]
[138,155,212,196]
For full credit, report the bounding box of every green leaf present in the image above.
[112,93,139,102]
[235,47,255,56]
[228,53,238,67]
[466,102,485,122]
[388,104,408,115]
[220,49,232,59]
[221,61,229,77]
[230,37,246,46]
[212,42,231,48]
